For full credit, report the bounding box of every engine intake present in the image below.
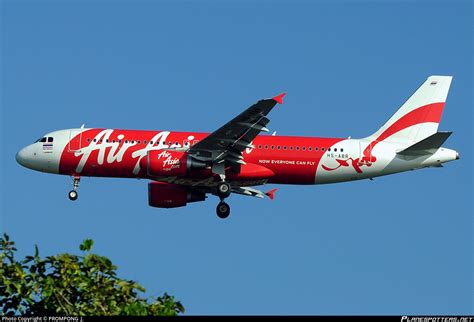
[148,182,206,208]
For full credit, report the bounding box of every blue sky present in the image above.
[1,0,472,315]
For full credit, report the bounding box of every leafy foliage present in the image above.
[0,234,184,316]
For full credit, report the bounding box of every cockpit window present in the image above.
[47,137,53,142]
[38,137,47,143]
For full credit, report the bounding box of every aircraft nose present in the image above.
[16,147,28,167]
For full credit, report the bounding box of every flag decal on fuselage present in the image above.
[43,143,53,153]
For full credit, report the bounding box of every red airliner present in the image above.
[16,76,459,218]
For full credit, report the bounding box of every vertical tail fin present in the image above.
[365,76,453,145]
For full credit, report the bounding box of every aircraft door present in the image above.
[68,128,83,152]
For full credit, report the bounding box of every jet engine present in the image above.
[148,182,206,208]
[143,150,206,177]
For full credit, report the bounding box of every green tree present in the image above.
[0,234,184,316]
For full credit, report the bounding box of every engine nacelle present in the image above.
[143,150,206,177]
[148,182,206,208]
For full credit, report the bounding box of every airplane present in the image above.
[16,76,459,219]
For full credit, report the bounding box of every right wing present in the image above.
[188,93,285,171]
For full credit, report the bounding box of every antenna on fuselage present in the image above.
[272,131,277,136]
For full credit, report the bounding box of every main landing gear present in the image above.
[68,176,80,201]
[216,201,230,219]
[217,182,231,198]
[216,181,231,219]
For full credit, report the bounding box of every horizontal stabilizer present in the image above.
[397,131,452,156]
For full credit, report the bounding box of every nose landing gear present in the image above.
[68,176,80,201]
[68,190,78,201]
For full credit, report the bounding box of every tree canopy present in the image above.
[0,234,184,316]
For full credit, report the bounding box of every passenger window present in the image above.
[334,148,337,152]
[271,145,274,150]
[302,147,306,151]
[308,147,312,151]
[265,145,268,149]
[315,147,318,151]
[258,145,262,149]
[328,148,331,151]
[289,146,293,150]
[87,139,91,142]
[341,148,344,152]
[137,140,141,144]
[283,146,287,150]
[150,141,153,145]
[322,147,325,151]
[277,146,281,150]
[144,140,147,144]
[47,137,53,142]
[296,147,299,151]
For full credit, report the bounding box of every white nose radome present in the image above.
[16,143,62,174]
[16,147,31,168]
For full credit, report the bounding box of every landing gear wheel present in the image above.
[217,182,231,198]
[216,202,230,219]
[68,190,78,201]
[68,175,80,201]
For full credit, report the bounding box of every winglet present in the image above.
[272,93,286,105]
[265,188,277,200]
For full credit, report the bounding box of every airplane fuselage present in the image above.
[17,128,458,187]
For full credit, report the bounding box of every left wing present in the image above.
[232,186,278,200]
[188,93,285,172]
